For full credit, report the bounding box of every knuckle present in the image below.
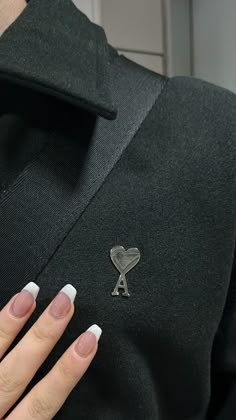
[0,327,11,343]
[57,357,77,383]
[0,367,23,394]
[31,321,56,343]
[28,395,53,419]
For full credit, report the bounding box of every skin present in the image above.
[0,3,99,418]
[0,291,99,419]
[0,0,27,36]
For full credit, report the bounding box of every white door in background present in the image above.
[192,0,236,93]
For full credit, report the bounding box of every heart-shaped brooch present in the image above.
[110,245,141,297]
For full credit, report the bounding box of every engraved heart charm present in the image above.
[110,245,141,274]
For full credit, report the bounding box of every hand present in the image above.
[0,0,27,36]
[0,282,102,419]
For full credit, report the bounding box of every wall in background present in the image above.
[72,0,101,24]
[192,0,236,93]
[101,0,166,74]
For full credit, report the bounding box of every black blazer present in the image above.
[0,1,236,419]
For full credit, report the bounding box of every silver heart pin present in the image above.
[110,245,141,297]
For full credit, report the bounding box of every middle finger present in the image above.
[0,283,77,419]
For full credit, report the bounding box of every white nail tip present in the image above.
[86,324,102,342]
[22,282,40,299]
[60,284,77,303]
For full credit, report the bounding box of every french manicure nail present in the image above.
[10,282,40,318]
[49,284,77,319]
[75,324,102,358]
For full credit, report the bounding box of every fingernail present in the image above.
[10,282,40,318]
[49,284,77,319]
[75,324,102,358]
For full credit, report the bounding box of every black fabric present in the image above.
[0,1,236,419]
[208,254,236,419]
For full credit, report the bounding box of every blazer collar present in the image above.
[0,0,117,120]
